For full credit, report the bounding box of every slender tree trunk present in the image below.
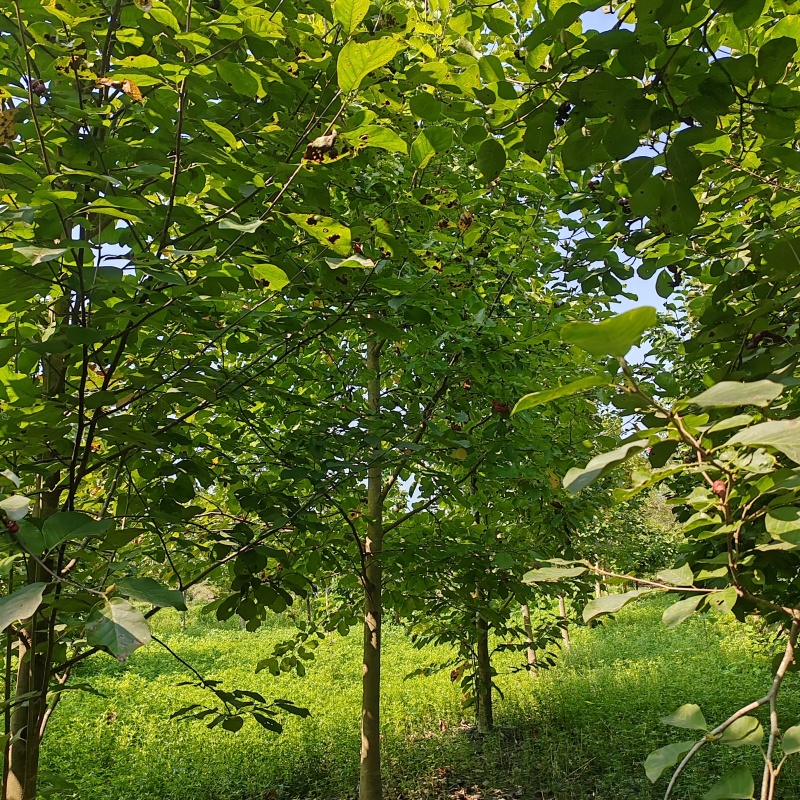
[7,575,49,800]
[558,594,570,651]
[594,562,602,598]
[475,614,493,733]
[521,603,538,677]
[359,341,383,800]
[6,302,66,800]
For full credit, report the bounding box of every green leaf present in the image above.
[410,127,453,169]
[0,583,47,632]
[221,715,244,732]
[337,39,403,93]
[85,598,151,663]
[409,93,442,122]
[657,564,694,586]
[116,577,187,612]
[561,130,607,172]
[42,512,112,551]
[561,307,658,359]
[720,716,763,748]
[644,739,695,783]
[661,704,707,731]
[522,566,587,583]
[603,119,639,160]
[582,588,656,623]
[563,441,647,494]
[727,419,800,464]
[666,145,702,185]
[343,125,408,154]
[688,380,783,408]
[702,765,753,800]
[662,595,703,629]
[201,120,238,150]
[13,245,68,265]
[334,0,370,35]
[476,138,506,181]
[512,375,611,414]
[766,507,800,541]
[660,182,700,234]
[251,263,289,289]
[757,36,797,84]
[286,213,352,255]
[219,218,264,233]
[782,724,800,755]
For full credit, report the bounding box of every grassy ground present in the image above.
[41,598,800,800]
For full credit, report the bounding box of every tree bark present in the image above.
[475,614,493,733]
[6,301,66,800]
[359,341,383,800]
[521,603,538,677]
[558,594,570,651]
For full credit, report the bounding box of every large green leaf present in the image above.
[410,127,453,169]
[41,512,112,551]
[688,380,783,408]
[720,716,763,748]
[766,507,800,540]
[582,588,656,623]
[657,564,694,586]
[0,583,48,632]
[561,307,658,359]
[476,138,506,181]
[644,739,695,783]
[513,375,611,414]
[661,703,707,730]
[523,565,587,583]
[662,595,702,629]
[702,765,753,800]
[563,441,647,494]
[727,419,800,464]
[85,598,151,662]
[337,39,403,92]
[117,577,187,612]
[660,182,700,234]
[782,724,800,754]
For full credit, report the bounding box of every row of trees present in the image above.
[0,0,798,798]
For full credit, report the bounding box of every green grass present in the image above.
[41,598,800,800]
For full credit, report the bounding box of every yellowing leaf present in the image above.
[286,214,351,255]
[337,39,404,93]
[334,0,370,35]
[0,109,16,146]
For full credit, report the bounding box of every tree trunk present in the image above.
[521,603,538,677]
[558,594,570,651]
[7,579,49,800]
[6,302,66,800]
[594,562,602,598]
[359,341,383,800]
[475,614,493,733]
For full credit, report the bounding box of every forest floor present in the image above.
[42,597,800,800]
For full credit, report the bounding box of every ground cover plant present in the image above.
[39,598,800,800]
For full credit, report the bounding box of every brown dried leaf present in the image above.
[121,79,143,102]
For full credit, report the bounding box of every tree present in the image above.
[3,0,800,797]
